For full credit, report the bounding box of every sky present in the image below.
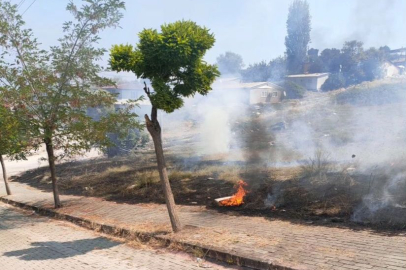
[12,0,406,67]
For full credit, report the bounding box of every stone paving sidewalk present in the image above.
[0,203,239,270]
[1,181,406,270]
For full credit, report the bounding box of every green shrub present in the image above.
[321,73,346,91]
[284,81,306,99]
[106,129,150,157]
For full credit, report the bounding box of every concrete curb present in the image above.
[0,196,299,270]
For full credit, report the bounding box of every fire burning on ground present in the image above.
[216,180,248,206]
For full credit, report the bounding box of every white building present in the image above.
[212,78,285,105]
[382,61,400,77]
[285,73,329,91]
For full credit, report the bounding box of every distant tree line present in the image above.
[219,0,392,92]
[234,41,390,90]
[317,42,390,91]
[240,57,286,82]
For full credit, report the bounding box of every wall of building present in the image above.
[316,76,329,90]
[286,75,329,91]
[286,77,316,91]
[383,63,400,77]
[250,88,282,104]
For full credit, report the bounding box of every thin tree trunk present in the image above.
[0,155,11,195]
[45,139,62,208]
[145,106,182,232]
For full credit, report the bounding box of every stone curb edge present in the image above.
[0,196,299,270]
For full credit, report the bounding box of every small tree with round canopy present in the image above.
[110,20,220,232]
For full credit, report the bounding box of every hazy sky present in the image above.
[13,0,406,66]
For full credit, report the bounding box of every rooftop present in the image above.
[390,48,406,53]
[286,73,329,78]
[212,78,284,90]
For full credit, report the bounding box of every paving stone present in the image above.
[0,203,235,270]
[1,181,406,270]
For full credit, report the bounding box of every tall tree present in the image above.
[0,0,140,208]
[216,51,244,75]
[110,20,219,232]
[285,0,311,75]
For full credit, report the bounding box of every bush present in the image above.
[321,73,346,91]
[284,81,306,99]
[106,129,150,157]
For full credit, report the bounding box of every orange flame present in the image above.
[219,180,248,206]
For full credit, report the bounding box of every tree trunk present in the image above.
[0,155,11,195]
[45,139,62,208]
[145,107,182,232]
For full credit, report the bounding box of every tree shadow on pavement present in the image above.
[3,237,119,261]
[0,204,45,231]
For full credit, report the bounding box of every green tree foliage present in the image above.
[307,48,324,73]
[339,41,386,86]
[0,103,30,160]
[285,0,311,75]
[110,20,219,232]
[106,129,149,157]
[319,48,341,73]
[321,73,346,92]
[240,61,271,82]
[216,51,244,75]
[0,0,141,208]
[362,47,385,81]
[314,42,389,91]
[0,102,31,195]
[241,57,286,82]
[284,81,306,99]
[340,40,366,85]
[269,56,287,81]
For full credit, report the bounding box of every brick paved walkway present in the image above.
[0,203,240,270]
[1,181,406,270]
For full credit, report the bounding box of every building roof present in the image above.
[242,82,270,88]
[103,77,286,94]
[391,58,406,64]
[286,73,329,78]
[390,48,406,54]
[212,78,285,91]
